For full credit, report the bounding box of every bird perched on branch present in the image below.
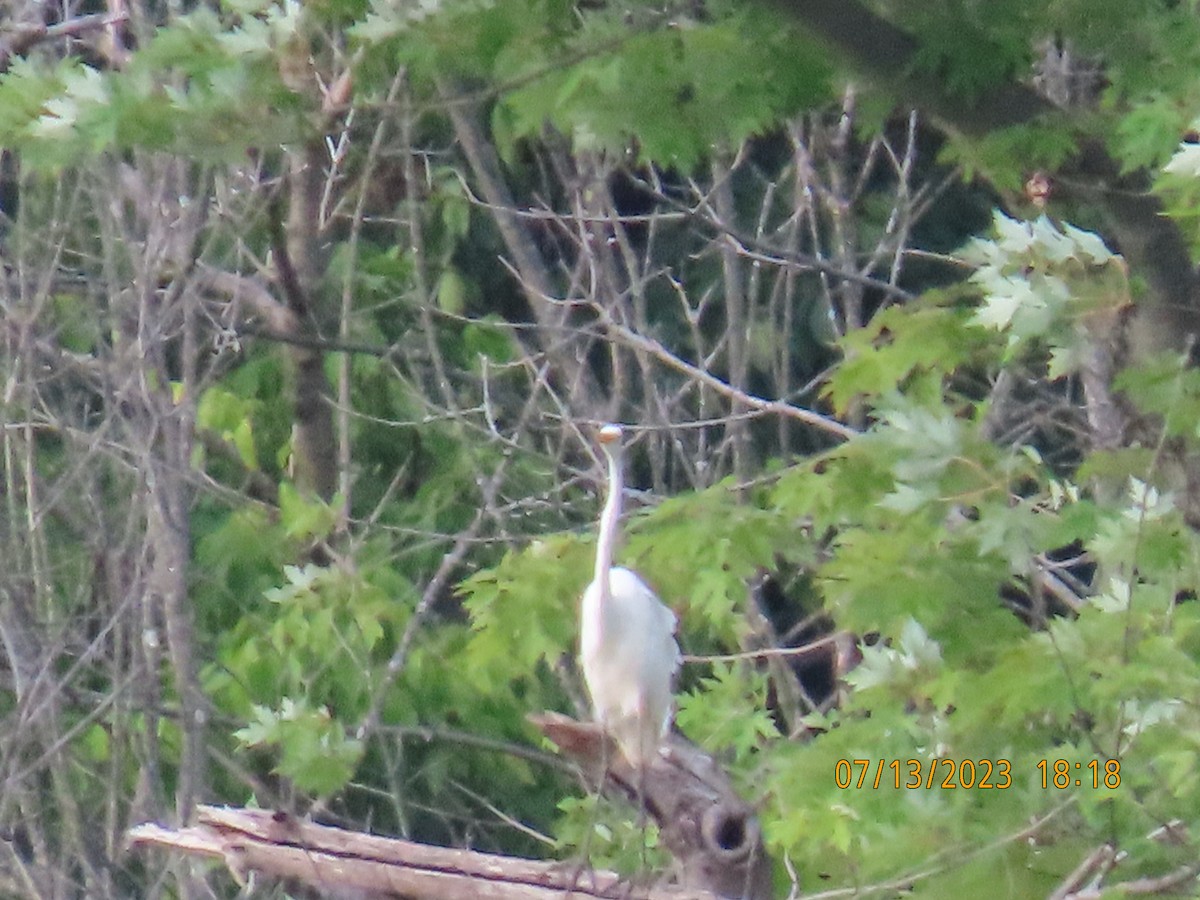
[580,424,681,769]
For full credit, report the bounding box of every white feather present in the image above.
[581,566,680,767]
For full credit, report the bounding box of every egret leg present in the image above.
[635,761,650,876]
[634,700,656,877]
[565,729,612,895]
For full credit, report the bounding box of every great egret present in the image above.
[580,424,681,769]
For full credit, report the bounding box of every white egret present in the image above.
[580,424,681,769]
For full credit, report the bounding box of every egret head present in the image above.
[598,424,623,446]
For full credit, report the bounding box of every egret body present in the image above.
[580,424,681,768]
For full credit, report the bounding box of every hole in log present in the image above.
[713,814,744,850]
[702,804,756,858]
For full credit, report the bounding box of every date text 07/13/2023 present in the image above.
[834,758,1122,791]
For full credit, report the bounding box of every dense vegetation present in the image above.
[4,0,1200,896]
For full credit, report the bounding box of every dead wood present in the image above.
[530,712,775,900]
[128,805,723,899]
[126,714,775,900]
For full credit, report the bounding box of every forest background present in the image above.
[5,0,1200,896]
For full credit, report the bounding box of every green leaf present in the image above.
[278,482,338,541]
[436,267,468,315]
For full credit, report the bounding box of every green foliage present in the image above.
[194,505,290,626]
[676,663,776,764]
[1116,94,1192,173]
[490,12,830,167]
[962,212,1124,362]
[350,0,497,48]
[1156,124,1200,256]
[277,483,341,542]
[461,535,589,684]
[901,4,1034,100]
[739,215,1200,893]
[235,697,364,794]
[19,0,1200,892]
[0,4,306,168]
[554,793,669,871]
[197,387,260,470]
[461,473,789,713]
[827,298,993,416]
[206,560,406,717]
[943,121,1079,192]
[626,485,787,638]
[1115,352,1200,440]
[459,205,1200,887]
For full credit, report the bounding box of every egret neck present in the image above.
[593,429,624,615]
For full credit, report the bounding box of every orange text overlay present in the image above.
[834,758,1012,790]
[835,758,1123,790]
[1036,758,1121,789]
